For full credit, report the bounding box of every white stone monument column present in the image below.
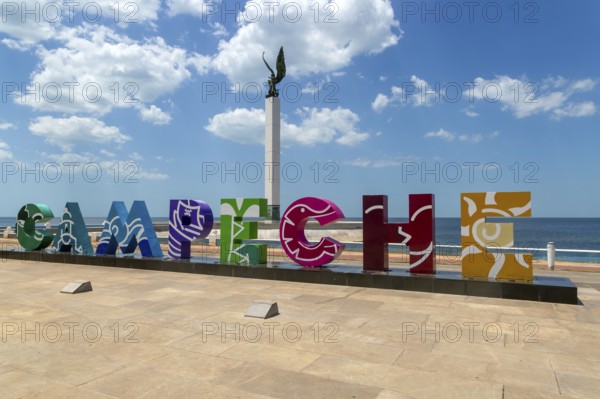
[265,97,281,221]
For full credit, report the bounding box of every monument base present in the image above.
[0,250,579,305]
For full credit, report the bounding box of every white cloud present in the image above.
[18,25,206,115]
[139,105,173,125]
[345,157,372,168]
[425,129,482,144]
[372,76,435,112]
[374,74,597,119]
[288,107,369,146]
[0,1,160,46]
[187,53,213,75]
[167,0,213,17]
[540,76,568,90]
[211,0,401,85]
[0,122,15,130]
[41,151,97,165]
[336,130,369,146]
[463,106,479,118]
[552,101,597,119]
[29,116,131,150]
[372,160,404,168]
[0,141,13,159]
[425,129,455,141]
[0,0,58,44]
[130,152,144,161]
[408,76,436,106]
[211,22,229,37]
[566,78,596,93]
[467,75,597,119]
[345,155,420,168]
[97,161,167,182]
[372,94,390,113]
[136,170,169,181]
[205,106,369,146]
[205,108,265,145]
[1,38,35,51]
[459,133,482,143]
[41,151,169,181]
[99,149,117,158]
[91,0,161,24]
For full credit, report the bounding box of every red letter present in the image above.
[363,194,435,274]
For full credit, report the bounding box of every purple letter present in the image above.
[168,200,214,259]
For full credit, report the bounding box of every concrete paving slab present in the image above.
[554,372,600,398]
[0,259,599,398]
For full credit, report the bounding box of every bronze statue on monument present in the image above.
[262,46,286,98]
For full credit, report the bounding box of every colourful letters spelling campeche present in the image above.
[363,194,436,274]
[53,202,94,255]
[280,197,345,267]
[16,203,54,251]
[461,192,532,281]
[168,200,214,260]
[220,198,267,265]
[96,201,163,258]
[10,192,537,284]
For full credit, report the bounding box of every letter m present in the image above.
[96,201,163,258]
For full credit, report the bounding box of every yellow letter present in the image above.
[461,192,532,281]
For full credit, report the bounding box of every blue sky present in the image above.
[0,0,598,218]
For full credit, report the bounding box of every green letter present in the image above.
[17,203,54,251]
[220,198,267,264]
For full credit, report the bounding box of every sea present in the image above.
[1,217,599,264]
[373,217,600,264]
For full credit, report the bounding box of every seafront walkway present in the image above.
[1,256,599,398]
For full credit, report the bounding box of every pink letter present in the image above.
[280,197,345,267]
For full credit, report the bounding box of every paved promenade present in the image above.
[1,259,599,398]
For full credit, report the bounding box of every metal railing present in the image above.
[431,243,600,269]
[3,224,599,268]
